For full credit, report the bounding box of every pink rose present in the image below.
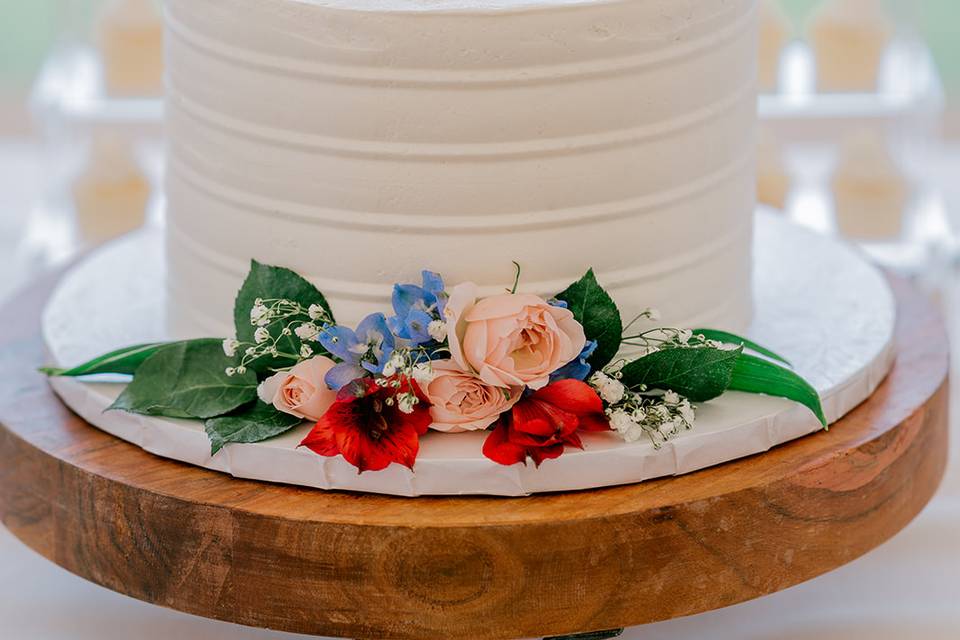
[445,284,587,390]
[424,360,522,433]
[257,356,338,422]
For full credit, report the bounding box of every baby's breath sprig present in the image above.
[222,298,333,376]
[619,327,727,356]
[589,370,695,449]
[374,346,437,414]
[621,307,661,335]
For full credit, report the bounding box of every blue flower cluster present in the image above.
[551,340,597,383]
[388,271,448,346]
[546,298,596,383]
[319,313,396,391]
[319,271,448,391]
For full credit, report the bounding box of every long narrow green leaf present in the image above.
[729,354,826,427]
[40,342,167,377]
[693,329,792,366]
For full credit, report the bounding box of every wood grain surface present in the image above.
[0,271,949,640]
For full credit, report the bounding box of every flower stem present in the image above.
[509,261,521,294]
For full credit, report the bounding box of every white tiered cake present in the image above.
[39,0,897,496]
[163,0,758,338]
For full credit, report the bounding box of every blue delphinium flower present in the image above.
[319,313,395,390]
[550,340,598,383]
[388,270,449,346]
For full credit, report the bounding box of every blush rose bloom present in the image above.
[424,360,522,433]
[257,356,339,422]
[444,283,587,390]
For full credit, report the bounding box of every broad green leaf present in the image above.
[205,401,303,455]
[620,346,743,402]
[554,269,623,371]
[233,260,334,372]
[692,329,792,366]
[729,353,827,427]
[40,342,166,377]
[109,339,257,419]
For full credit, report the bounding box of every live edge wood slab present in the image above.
[0,270,949,640]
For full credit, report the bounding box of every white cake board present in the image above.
[42,213,896,497]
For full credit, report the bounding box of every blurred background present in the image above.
[1,0,959,638]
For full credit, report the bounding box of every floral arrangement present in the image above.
[45,262,825,473]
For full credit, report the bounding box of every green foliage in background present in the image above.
[0,0,117,93]
[0,0,60,91]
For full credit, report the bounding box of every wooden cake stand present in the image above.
[0,271,949,640]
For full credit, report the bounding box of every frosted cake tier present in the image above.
[163,0,759,337]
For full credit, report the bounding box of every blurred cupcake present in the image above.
[756,126,791,211]
[73,134,151,246]
[98,0,164,96]
[832,129,909,240]
[758,0,791,93]
[811,0,893,92]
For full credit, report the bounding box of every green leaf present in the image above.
[692,329,792,366]
[233,260,334,372]
[729,353,827,427]
[204,401,303,455]
[109,339,257,419]
[554,269,623,371]
[620,346,743,402]
[40,342,167,377]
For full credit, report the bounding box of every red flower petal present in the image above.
[299,410,342,457]
[482,421,528,466]
[563,429,584,448]
[337,377,379,402]
[538,399,582,439]
[481,380,610,467]
[528,442,565,467]
[578,413,612,432]
[336,418,421,473]
[512,399,561,438]
[533,379,604,415]
[300,375,433,473]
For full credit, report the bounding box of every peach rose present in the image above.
[257,356,338,422]
[424,360,522,433]
[444,284,587,390]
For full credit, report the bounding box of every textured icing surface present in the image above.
[43,215,897,496]
[163,0,759,336]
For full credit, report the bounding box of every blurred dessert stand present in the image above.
[758,23,955,285]
[8,0,164,303]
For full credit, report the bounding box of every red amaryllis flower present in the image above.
[300,376,431,473]
[482,379,610,467]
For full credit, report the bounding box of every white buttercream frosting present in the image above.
[163,0,758,336]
